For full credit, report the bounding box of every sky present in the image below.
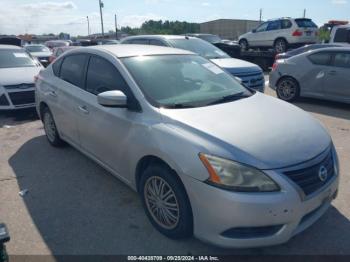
[0,0,349,36]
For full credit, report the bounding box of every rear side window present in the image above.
[281,20,292,29]
[308,52,332,65]
[86,56,129,95]
[267,20,281,31]
[333,52,350,68]
[334,28,350,43]
[295,19,317,28]
[60,54,87,88]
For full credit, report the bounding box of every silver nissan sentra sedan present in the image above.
[35,45,339,248]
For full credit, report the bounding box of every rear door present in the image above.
[266,20,282,46]
[249,22,269,47]
[53,54,89,145]
[323,51,350,101]
[301,51,333,97]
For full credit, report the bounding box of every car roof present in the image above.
[85,44,194,58]
[0,44,22,50]
[122,35,197,41]
[307,46,350,53]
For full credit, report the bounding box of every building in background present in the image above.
[200,19,261,40]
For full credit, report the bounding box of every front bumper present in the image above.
[181,150,339,248]
[0,88,36,110]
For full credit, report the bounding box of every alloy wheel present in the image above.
[144,176,180,230]
[44,112,57,143]
[277,79,297,101]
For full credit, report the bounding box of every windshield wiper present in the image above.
[207,92,251,105]
[163,103,196,109]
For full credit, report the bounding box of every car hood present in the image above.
[211,58,262,74]
[30,51,52,57]
[0,67,42,86]
[160,93,331,170]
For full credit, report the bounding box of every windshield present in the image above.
[122,55,251,108]
[168,38,229,59]
[198,35,222,43]
[295,19,318,28]
[25,45,50,53]
[0,50,37,68]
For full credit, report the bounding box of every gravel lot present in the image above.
[0,84,349,255]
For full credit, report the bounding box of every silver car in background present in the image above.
[270,47,350,103]
[121,35,265,92]
[35,45,339,248]
[0,45,43,110]
[24,44,52,67]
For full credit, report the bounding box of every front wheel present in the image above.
[274,39,288,53]
[276,77,300,102]
[140,164,193,239]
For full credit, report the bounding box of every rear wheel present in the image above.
[43,107,65,147]
[274,38,288,53]
[276,77,300,102]
[239,39,249,51]
[140,163,193,239]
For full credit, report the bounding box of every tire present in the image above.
[139,163,193,239]
[276,77,300,102]
[239,39,249,51]
[274,38,288,53]
[42,107,65,147]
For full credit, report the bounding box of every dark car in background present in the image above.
[185,33,241,58]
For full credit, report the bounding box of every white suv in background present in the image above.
[239,18,319,53]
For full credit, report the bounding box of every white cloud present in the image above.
[201,2,211,6]
[331,0,348,4]
[22,1,77,12]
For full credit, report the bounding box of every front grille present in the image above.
[0,94,10,106]
[8,91,35,106]
[221,225,283,239]
[4,83,35,90]
[284,151,335,196]
[232,71,264,91]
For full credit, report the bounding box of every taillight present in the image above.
[272,62,278,71]
[292,30,303,37]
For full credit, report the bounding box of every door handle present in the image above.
[49,91,57,98]
[78,105,89,114]
[329,70,337,75]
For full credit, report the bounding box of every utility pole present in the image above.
[115,14,118,40]
[86,16,90,37]
[259,8,262,24]
[99,0,105,38]
[303,9,306,18]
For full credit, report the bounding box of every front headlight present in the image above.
[199,153,280,192]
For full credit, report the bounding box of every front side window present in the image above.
[255,22,269,32]
[267,20,281,31]
[86,56,128,95]
[0,49,37,68]
[168,38,229,60]
[333,52,350,68]
[122,55,251,108]
[60,54,87,88]
[308,52,332,66]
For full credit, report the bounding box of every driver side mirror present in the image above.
[252,29,257,33]
[97,90,127,108]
